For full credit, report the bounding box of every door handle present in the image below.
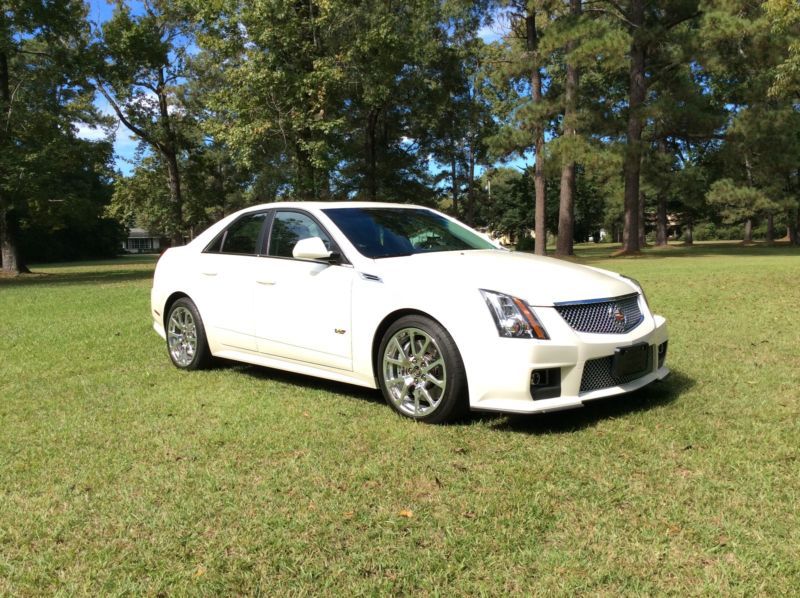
[256,279,277,285]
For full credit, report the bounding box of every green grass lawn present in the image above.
[1,243,798,595]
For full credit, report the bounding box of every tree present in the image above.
[480,167,535,244]
[700,0,800,244]
[425,4,496,223]
[483,1,555,255]
[765,0,800,99]
[706,178,779,240]
[93,0,194,245]
[191,0,486,205]
[641,56,726,247]
[555,0,581,256]
[191,0,349,201]
[19,137,123,263]
[594,0,702,255]
[1,0,100,274]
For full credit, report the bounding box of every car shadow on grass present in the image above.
[217,360,386,406]
[215,358,693,430]
[480,369,694,434]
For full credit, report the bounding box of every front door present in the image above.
[255,210,354,370]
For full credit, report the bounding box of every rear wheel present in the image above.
[377,315,467,424]
[166,298,212,370]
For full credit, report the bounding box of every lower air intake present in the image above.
[580,352,653,393]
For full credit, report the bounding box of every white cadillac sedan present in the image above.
[151,202,669,423]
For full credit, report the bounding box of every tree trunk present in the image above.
[157,68,184,245]
[366,108,378,201]
[766,212,774,244]
[450,153,459,217]
[743,218,753,244]
[533,128,546,255]
[0,50,28,275]
[683,218,693,246]
[164,151,184,247]
[789,207,799,245]
[621,0,646,255]
[556,162,575,256]
[465,143,477,225]
[527,12,547,256]
[656,193,668,246]
[0,204,29,275]
[556,0,581,257]
[638,191,646,247]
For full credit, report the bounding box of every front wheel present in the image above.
[166,298,212,370]
[377,315,468,424]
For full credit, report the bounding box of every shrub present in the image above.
[516,235,536,251]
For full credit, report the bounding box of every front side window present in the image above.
[268,211,332,258]
[206,212,268,256]
[322,207,496,259]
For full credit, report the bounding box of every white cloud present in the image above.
[478,10,512,44]
[74,122,109,141]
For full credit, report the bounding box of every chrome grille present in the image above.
[580,352,652,393]
[555,293,643,334]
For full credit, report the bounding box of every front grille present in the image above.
[580,351,653,393]
[555,293,643,334]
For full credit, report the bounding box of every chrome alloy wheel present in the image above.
[382,327,447,418]
[167,306,198,367]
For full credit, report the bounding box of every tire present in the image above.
[377,315,468,424]
[165,298,212,370]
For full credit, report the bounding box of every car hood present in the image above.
[370,250,636,306]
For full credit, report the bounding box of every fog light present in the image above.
[530,367,561,400]
[658,341,668,369]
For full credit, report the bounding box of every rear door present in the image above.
[195,210,270,351]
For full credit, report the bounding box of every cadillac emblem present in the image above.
[609,304,626,327]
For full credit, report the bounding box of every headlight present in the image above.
[621,275,650,310]
[480,289,549,340]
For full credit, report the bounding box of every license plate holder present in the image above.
[612,343,651,378]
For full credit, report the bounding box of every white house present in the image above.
[123,228,160,253]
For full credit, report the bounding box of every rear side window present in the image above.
[206,212,268,255]
[268,211,332,258]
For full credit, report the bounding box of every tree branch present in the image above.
[664,11,702,31]
[583,7,637,29]
[13,48,52,57]
[95,82,163,152]
[5,78,25,133]
[133,79,159,94]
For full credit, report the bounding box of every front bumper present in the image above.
[463,306,669,415]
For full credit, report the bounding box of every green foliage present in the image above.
[18,137,124,262]
[480,165,606,244]
[186,0,486,204]
[93,0,197,242]
[706,178,779,224]
[764,0,800,98]
[6,0,800,262]
[0,0,114,271]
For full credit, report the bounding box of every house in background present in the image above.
[123,227,161,253]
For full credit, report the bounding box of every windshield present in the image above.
[322,207,497,259]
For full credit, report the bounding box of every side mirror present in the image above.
[292,236,332,261]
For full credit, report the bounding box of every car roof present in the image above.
[241,201,433,212]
